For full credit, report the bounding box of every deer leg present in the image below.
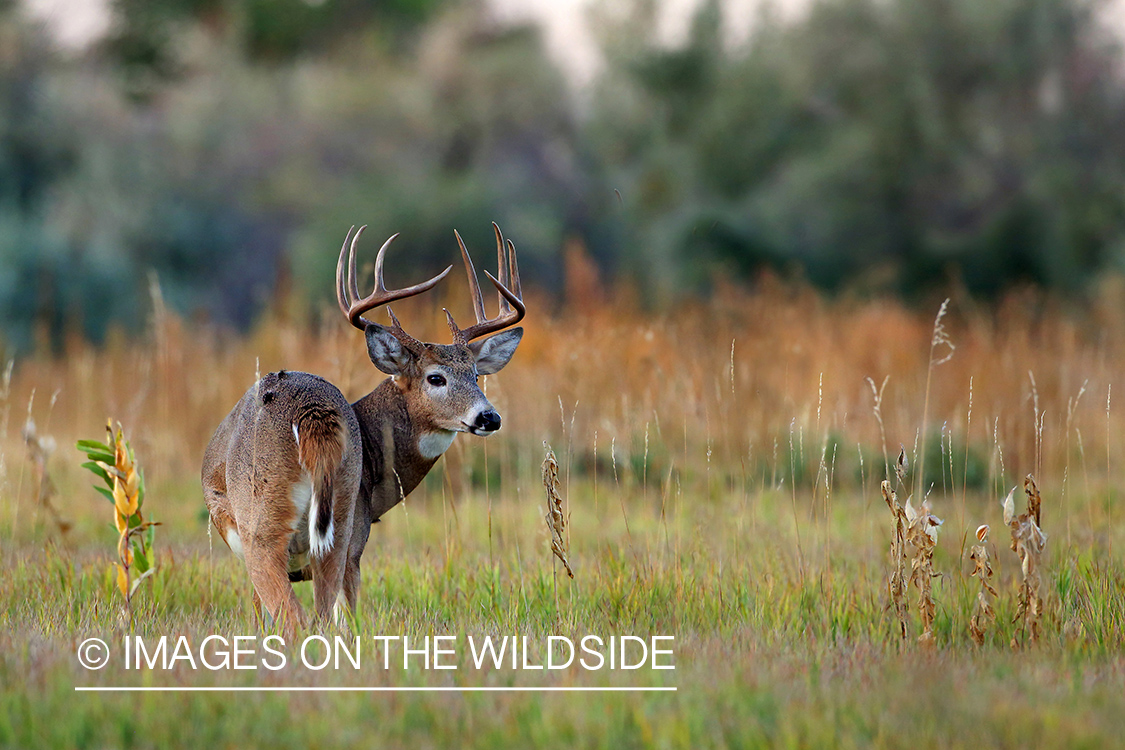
[310,510,356,627]
[341,517,371,615]
[244,531,306,638]
[311,548,347,628]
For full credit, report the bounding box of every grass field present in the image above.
[3,281,1125,748]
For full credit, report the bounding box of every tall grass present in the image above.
[6,279,1122,552]
[3,276,1125,746]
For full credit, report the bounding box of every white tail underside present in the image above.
[292,424,335,559]
[309,490,334,559]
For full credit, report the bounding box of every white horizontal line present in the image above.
[76,686,676,693]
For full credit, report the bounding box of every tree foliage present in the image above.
[592,0,1125,297]
[2,0,1125,352]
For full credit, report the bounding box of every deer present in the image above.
[202,223,525,635]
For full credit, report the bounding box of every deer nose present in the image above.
[474,410,502,433]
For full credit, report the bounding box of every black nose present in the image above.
[474,410,502,432]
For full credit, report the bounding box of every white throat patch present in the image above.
[417,430,457,459]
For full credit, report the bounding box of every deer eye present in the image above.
[426,373,447,387]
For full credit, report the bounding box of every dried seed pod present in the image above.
[542,441,574,578]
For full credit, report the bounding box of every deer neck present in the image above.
[352,379,455,521]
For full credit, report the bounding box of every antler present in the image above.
[445,223,525,344]
[336,225,452,331]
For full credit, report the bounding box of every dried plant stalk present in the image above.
[1005,476,1048,646]
[905,495,943,647]
[543,441,574,578]
[882,480,909,640]
[22,415,70,537]
[969,524,997,646]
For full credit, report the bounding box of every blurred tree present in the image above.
[8,0,1125,353]
[589,0,1125,298]
[0,6,88,352]
[105,0,450,101]
[286,3,581,308]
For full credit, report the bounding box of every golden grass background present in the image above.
[6,275,1123,553]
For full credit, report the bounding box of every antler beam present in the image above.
[335,225,452,331]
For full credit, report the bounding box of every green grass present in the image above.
[3,472,1125,749]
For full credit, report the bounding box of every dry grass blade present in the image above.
[542,441,574,578]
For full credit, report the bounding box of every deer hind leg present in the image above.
[243,526,306,638]
[312,494,360,627]
[311,547,347,628]
[205,494,244,558]
[341,517,371,619]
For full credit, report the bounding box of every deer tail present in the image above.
[292,405,346,558]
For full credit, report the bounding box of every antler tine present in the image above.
[335,225,452,332]
[336,225,357,318]
[372,231,397,296]
[445,224,526,344]
[506,238,521,300]
[493,222,511,315]
[348,225,367,305]
[454,229,487,323]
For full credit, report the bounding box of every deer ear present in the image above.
[469,328,523,375]
[365,324,414,375]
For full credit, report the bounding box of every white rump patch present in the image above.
[225,528,244,558]
[417,430,457,459]
[290,474,313,531]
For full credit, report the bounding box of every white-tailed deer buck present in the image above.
[202,223,524,633]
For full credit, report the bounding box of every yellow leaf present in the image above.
[113,424,134,477]
[117,531,130,562]
[113,475,138,518]
[116,564,128,598]
[115,510,128,534]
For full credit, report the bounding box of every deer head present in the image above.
[336,223,524,448]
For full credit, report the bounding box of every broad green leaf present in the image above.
[80,461,112,486]
[133,546,150,574]
[81,451,115,465]
[76,439,113,454]
[94,486,115,504]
